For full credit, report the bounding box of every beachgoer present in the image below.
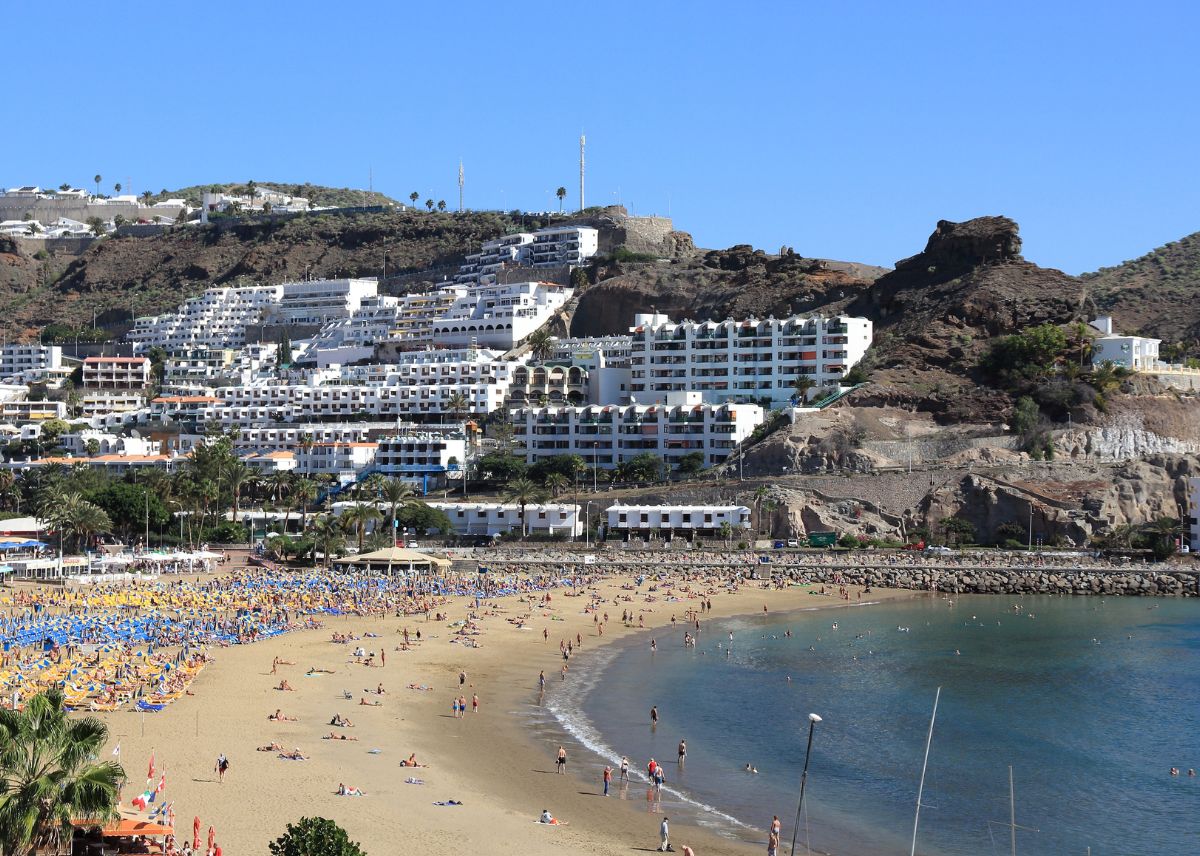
[767,829,779,856]
[620,756,630,781]
[539,670,546,691]
[472,693,479,713]
[214,754,229,783]
[678,739,687,766]
[603,764,612,796]
[659,817,670,852]
[556,745,567,773]
[651,705,659,727]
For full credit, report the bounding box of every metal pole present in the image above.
[790,713,821,856]
[1009,766,1016,856]
[910,687,941,856]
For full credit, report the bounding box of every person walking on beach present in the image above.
[459,670,467,687]
[214,753,229,783]
[556,745,567,773]
[539,670,546,691]
[659,817,671,852]
[620,755,630,781]
[767,828,779,856]
[603,764,612,796]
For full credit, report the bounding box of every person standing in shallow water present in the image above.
[651,705,659,728]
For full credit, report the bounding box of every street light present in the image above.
[585,500,594,549]
[790,712,822,856]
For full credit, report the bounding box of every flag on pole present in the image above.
[156,771,166,793]
[112,742,121,758]
[147,753,155,779]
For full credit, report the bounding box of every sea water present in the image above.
[542,594,1200,855]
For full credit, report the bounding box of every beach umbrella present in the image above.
[207,825,214,851]
[192,817,200,850]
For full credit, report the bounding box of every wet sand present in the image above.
[101,576,913,854]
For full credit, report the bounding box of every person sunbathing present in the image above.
[279,748,308,760]
[330,713,354,727]
[399,753,428,767]
[307,667,335,674]
[276,680,294,691]
[336,783,366,796]
[322,732,358,741]
[268,710,297,721]
[256,742,284,752]
[359,698,381,706]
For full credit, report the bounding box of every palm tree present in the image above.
[751,485,769,533]
[93,174,101,196]
[719,520,734,548]
[0,689,126,856]
[291,477,319,532]
[409,191,420,209]
[141,190,153,206]
[792,375,816,403]
[759,499,778,536]
[311,514,344,568]
[502,477,547,538]
[382,479,416,530]
[556,187,567,212]
[446,392,470,422]
[245,180,257,205]
[544,472,568,498]
[525,328,554,361]
[437,200,447,212]
[424,198,434,212]
[341,502,381,551]
[225,461,254,524]
[113,182,121,194]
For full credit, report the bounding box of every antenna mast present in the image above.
[579,134,585,212]
[458,160,464,212]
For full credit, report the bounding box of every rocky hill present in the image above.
[1083,231,1200,350]
[0,209,567,337]
[153,181,401,208]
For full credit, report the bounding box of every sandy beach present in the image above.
[95,574,914,855]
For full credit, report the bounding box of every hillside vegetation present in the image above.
[153,181,402,208]
[1083,231,1200,350]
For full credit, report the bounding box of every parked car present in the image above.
[773,540,786,549]
[786,539,800,548]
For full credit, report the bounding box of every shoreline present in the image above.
[85,576,915,855]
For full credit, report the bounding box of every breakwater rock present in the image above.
[810,566,1199,597]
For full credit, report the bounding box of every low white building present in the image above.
[430,281,572,350]
[0,345,62,381]
[1187,477,1200,553]
[295,442,378,483]
[1089,316,1161,371]
[0,399,66,423]
[58,432,160,457]
[374,434,466,494]
[82,356,150,390]
[426,502,582,538]
[605,504,752,538]
[512,391,763,470]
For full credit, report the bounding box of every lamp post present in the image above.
[585,500,594,549]
[790,712,822,856]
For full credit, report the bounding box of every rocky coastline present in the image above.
[810,565,1199,597]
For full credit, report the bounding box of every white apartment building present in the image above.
[454,226,598,286]
[1089,316,1161,371]
[1187,477,1200,553]
[0,400,66,422]
[374,434,466,494]
[234,423,387,452]
[426,502,582,538]
[605,504,752,538]
[263,278,379,327]
[58,432,160,457]
[294,442,378,483]
[0,345,62,381]
[242,450,297,474]
[506,363,589,407]
[161,349,238,388]
[129,285,281,352]
[626,313,872,407]
[80,391,146,419]
[81,357,150,390]
[430,281,572,350]
[512,392,764,470]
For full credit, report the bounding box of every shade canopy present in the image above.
[75,819,174,837]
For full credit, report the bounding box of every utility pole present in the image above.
[579,134,585,212]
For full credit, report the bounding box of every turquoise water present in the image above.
[551,594,1200,855]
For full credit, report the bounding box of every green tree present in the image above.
[543,472,568,497]
[311,515,344,568]
[409,191,419,209]
[113,182,121,194]
[394,502,454,536]
[292,477,319,532]
[718,520,734,548]
[225,460,255,524]
[381,478,416,530]
[86,217,106,237]
[616,452,665,483]
[501,476,547,538]
[91,482,170,541]
[424,198,434,211]
[39,418,69,445]
[476,452,526,484]
[792,375,816,403]
[269,816,366,856]
[525,328,554,361]
[341,502,381,551]
[939,516,976,546]
[1010,396,1040,435]
[436,200,446,212]
[93,174,101,196]
[445,392,470,420]
[981,324,1069,387]
[0,689,126,856]
[555,186,567,212]
[675,451,705,476]
[246,180,257,205]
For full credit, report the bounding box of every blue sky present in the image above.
[4,1,1196,274]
